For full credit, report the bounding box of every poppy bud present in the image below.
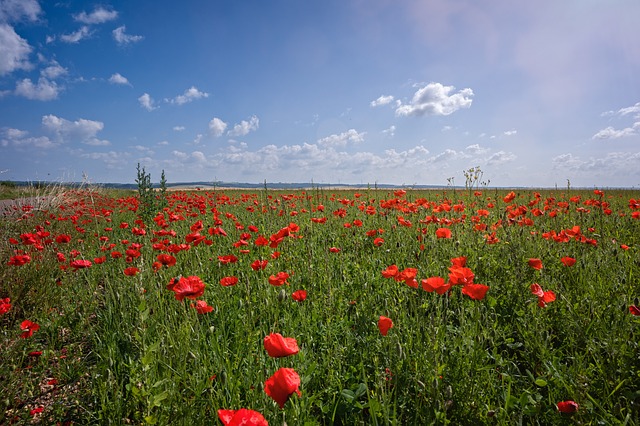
[278,289,287,302]
[220,370,227,383]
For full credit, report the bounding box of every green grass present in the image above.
[1,187,639,424]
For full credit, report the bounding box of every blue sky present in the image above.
[1,0,639,187]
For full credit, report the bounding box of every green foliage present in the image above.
[1,188,639,424]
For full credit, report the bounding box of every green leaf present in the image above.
[534,378,547,387]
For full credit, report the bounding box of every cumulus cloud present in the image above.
[504,130,517,136]
[113,26,143,45]
[41,61,67,79]
[465,144,489,155]
[42,114,109,146]
[1,127,56,149]
[15,78,60,100]
[382,125,396,137]
[173,126,185,132]
[138,93,157,111]
[592,126,637,140]
[109,73,130,85]
[169,86,209,105]
[0,0,41,23]
[76,150,129,169]
[395,82,474,117]
[485,151,517,165]
[0,23,33,76]
[209,117,227,137]
[317,129,365,147]
[553,152,640,175]
[60,26,92,43]
[370,95,394,107]
[74,7,118,24]
[228,115,259,137]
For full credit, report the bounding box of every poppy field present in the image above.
[1,185,639,425]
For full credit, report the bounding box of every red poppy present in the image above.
[450,256,467,267]
[421,277,451,295]
[70,259,92,269]
[264,333,299,358]
[251,259,268,270]
[29,407,44,416]
[0,298,11,315]
[217,408,268,426]
[629,305,640,316]
[268,272,289,286]
[373,237,385,247]
[503,191,516,203]
[220,276,239,287]
[55,234,71,244]
[292,290,307,302]
[191,300,214,314]
[381,265,399,279]
[123,267,140,276]
[557,400,579,413]
[560,256,576,267]
[435,228,452,239]
[378,316,393,336]
[461,283,490,300]
[8,254,31,266]
[530,283,556,307]
[20,319,40,338]
[94,256,106,264]
[264,367,301,408]
[527,258,543,270]
[329,247,341,253]
[168,275,206,301]
[448,266,475,286]
[157,253,177,267]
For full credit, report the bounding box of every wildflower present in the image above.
[0,298,11,315]
[629,305,640,316]
[557,400,579,413]
[378,316,393,336]
[69,259,92,269]
[291,290,307,302]
[123,267,140,276]
[268,272,289,286]
[527,258,543,270]
[373,237,385,247]
[421,277,451,295]
[20,320,40,338]
[329,247,341,253]
[381,265,399,279]
[157,254,177,267]
[191,300,214,314]
[448,266,475,286]
[220,276,239,287]
[251,259,268,270]
[264,333,299,358]
[435,228,452,239]
[264,367,301,408]
[560,256,576,267]
[8,254,31,266]
[461,283,490,300]
[217,408,268,426]
[168,275,206,301]
[530,283,556,307]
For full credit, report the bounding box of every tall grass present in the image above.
[1,187,639,424]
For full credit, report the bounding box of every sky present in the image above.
[1,0,639,188]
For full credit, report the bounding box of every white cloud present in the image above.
[485,151,516,165]
[0,23,32,76]
[465,144,489,155]
[552,152,640,175]
[173,126,185,132]
[76,150,129,169]
[617,102,640,118]
[138,93,157,111]
[41,61,67,79]
[592,126,638,140]
[370,95,394,107]
[169,86,209,105]
[317,129,365,147]
[60,26,92,44]
[158,140,169,146]
[108,73,130,85]
[209,117,227,137]
[1,127,56,149]
[74,7,118,25]
[395,82,474,117]
[113,26,143,45]
[15,78,60,100]
[42,114,109,146]
[228,115,259,137]
[504,130,518,136]
[382,125,396,137]
[0,0,41,23]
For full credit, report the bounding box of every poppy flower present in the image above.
[527,258,543,270]
[373,237,385,247]
[560,256,576,267]
[168,275,206,301]
[435,228,452,239]
[378,316,393,336]
[381,265,399,279]
[629,305,640,316]
[8,254,31,266]
[421,277,451,295]
[503,191,516,203]
[329,247,341,253]
[251,259,268,270]
[123,267,140,276]
[448,266,475,286]
[157,254,177,267]
[450,256,467,267]
[461,283,490,300]
[69,259,92,269]
[191,300,214,314]
[530,283,556,307]
[0,298,11,315]
[557,400,579,413]
[20,319,40,338]
[217,408,268,426]
[264,367,302,408]
[292,290,307,302]
[268,272,289,286]
[264,333,299,358]
[220,276,239,287]
[55,234,71,244]
[218,254,238,264]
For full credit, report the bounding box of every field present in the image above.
[1,185,639,425]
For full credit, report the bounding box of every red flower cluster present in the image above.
[20,319,40,338]
[0,298,11,315]
[167,275,206,301]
